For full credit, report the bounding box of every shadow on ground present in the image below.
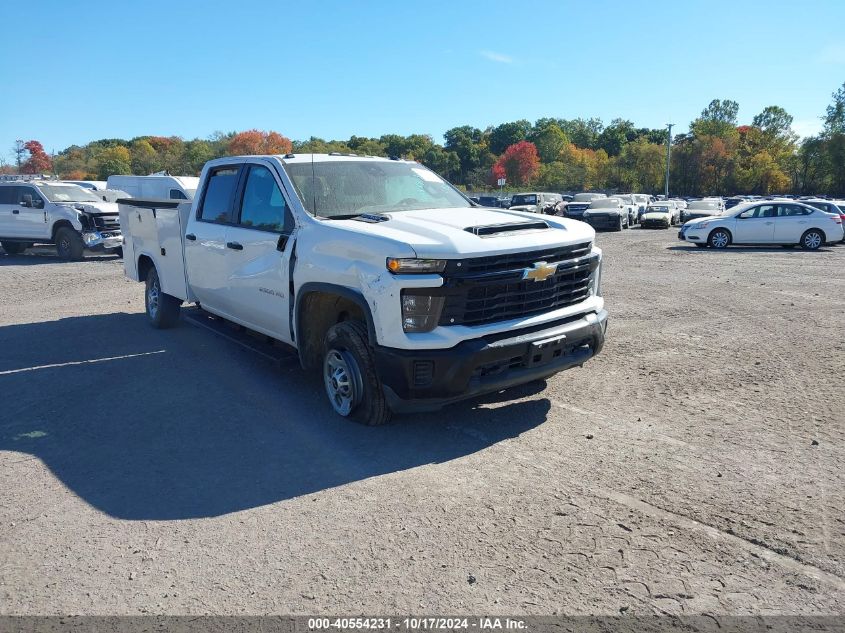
[0,313,549,521]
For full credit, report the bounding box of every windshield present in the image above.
[648,205,670,213]
[589,198,620,209]
[38,184,102,203]
[688,200,720,210]
[573,193,603,202]
[283,160,470,218]
[511,194,537,205]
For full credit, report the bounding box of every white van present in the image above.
[106,173,200,200]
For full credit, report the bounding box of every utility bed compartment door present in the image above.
[118,199,191,301]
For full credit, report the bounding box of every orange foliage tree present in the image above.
[227,129,292,156]
[20,140,53,174]
[489,141,540,186]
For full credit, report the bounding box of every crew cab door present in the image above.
[222,162,296,342]
[16,185,49,239]
[184,165,241,314]
[733,204,776,243]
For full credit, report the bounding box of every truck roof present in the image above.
[278,153,416,164]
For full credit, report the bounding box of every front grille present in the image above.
[443,242,591,276]
[439,246,597,327]
[93,214,121,232]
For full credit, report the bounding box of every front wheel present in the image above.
[801,229,824,251]
[615,216,624,232]
[323,321,391,426]
[55,227,85,260]
[708,229,731,249]
[145,267,181,328]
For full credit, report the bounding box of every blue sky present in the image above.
[1,0,843,161]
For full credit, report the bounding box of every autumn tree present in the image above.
[227,129,292,156]
[490,141,540,187]
[489,120,531,155]
[20,140,53,174]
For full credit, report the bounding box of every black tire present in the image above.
[1,241,26,255]
[614,216,624,232]
[323,320,391,426]
[111,247,123,258]
[708,228,731,249]
[800,229,824,251]
[145,267,181,329]
[55,227,85,260]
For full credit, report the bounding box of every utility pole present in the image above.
[664,124,674,199]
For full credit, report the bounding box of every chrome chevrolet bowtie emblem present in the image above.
[522,261,557,282]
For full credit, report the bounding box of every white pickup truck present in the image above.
[119,154,608,425]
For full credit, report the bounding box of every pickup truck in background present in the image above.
[0,179,123,258]
[119,154,608,425]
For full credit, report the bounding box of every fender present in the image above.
[294,282,377,345]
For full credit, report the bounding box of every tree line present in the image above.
[4,83,844,197]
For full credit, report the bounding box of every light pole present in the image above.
[664,123,674,199]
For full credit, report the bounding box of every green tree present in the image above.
[528,123,569,163]
[489,120,531,154]
[130,139,160,175]
[95,146,131,179]
[691,99,740,139]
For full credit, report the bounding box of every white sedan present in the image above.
[678,201,844,250]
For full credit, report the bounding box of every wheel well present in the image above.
[51,220,74,242]
[709,227,732,243]
[297,291,367,371]
[137,255,154,282]
[803,227,826,242]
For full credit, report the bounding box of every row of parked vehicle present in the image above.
[0,173,198,259]
[468,189,845,248]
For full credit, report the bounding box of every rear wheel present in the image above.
[1,241,26,255]
[55,227,84,260]
[708,229,731,249]
[801,229,824,251]
[145,267,181,328]
[323,320,391,426]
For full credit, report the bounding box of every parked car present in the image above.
[682,199,724,223]
[118,154,608,425]
[678,201,844,249]
[640,202,679,228]
[581,197,630,231]
[509,192,563,214]
[631,194,651,221]
[107,173,200,200]
[613,194,640,226]
[478,195,499,207]
[565,192,608,220]
[0,180,123,259]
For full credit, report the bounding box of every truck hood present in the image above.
[329,207,595,258]
[59,201,119,215]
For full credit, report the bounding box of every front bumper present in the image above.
[82,231,123,251]
[641,219,671,229]
[374,309,608,413]
[583,215,620,230]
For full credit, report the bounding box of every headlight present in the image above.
[386,258,447,274]
[401,292,445,333]
[82,231,102,246]
[693,222,710,229]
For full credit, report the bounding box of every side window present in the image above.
[20,186,44,207]
[237,165,292,233]
[169,188,188,200]
[778,205,808,217]
[0,186,15,204]
[198,167,240,223]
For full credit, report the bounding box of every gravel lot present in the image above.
[0,230,843,616]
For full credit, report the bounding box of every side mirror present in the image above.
[21,194,32,208]
[34,197,45,209]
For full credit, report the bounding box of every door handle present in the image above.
[12,209,19,215]
[226,241,243,250]
[185,233,196,241]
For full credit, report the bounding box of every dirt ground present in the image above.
[0,230,843,616]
